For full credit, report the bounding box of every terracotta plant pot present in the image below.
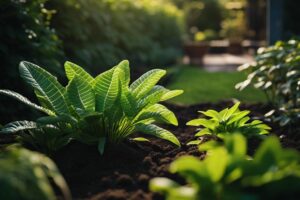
[228,40,243,54]
[183,42,209,65]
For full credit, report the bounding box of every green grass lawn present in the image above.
[165,66,266,105]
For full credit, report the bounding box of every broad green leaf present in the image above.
[187,140,201,145]
[64,61,94,84]
[137,86,166,109]
[186,119,217,130]
[149,177,179,192]
[0,89,54,116]
[166,186,197,200]
[225,168,243,183]
[1,121,37,133]
[130,69,166,98]
[66,76,95,111]
[160,89,184,101]
[199,110,221,120]
[120,87,137,117]
[255,123,271,131]
[219,108,229,121]
[94,68,119,112]
[34,89,54,111]
[37,115,77,125]
[135,104,178,126]
[223,102,240,121]
[224,134,247,157]
[227,111,250,125]
[253,136,281,164]
[136,124,180,146]
[19,61,69,115]
[139,85,183,106]
[237,116,250,126]
[170,156,205,177]
[131,137,150,142]
[198,140,220,151]
[116,60,130,86]
[195,128,211,136]
[206,148,228,182]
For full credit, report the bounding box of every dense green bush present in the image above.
[46,0,184,72]
[0,0,64,122]
[236,40,300,126]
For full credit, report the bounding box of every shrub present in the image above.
[0,146,70,200]
[186,102,270,144]
[0,60,182,154]
[150,134,300,200]
[0,0,64,122]
[46,0,183,71]
[236,40,300,126]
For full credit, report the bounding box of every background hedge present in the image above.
[47,0,184,74]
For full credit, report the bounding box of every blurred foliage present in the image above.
[46,0,184,73]
[0,0,65,123]
[0,0,64,85]
[175,0,224,41]
[236,40,300,127]
[194,29,219,42]
[0,146,71,200]
[150,134,300,200]
[220,11,247,41]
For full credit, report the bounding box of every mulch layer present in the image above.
[50,101,300,200]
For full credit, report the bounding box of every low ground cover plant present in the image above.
[0,60,182,154]
[236,40,300,126]
[150,133,300,200]
[186,102,270,144]
[0,146,70,200]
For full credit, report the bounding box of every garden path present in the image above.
[203,53,254,72]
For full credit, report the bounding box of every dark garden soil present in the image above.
[51,101,300,200]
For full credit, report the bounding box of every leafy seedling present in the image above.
[186,102,270,145]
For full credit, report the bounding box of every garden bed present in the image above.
[51,101,300,200]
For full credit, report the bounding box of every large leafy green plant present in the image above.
[0,60,182,154]
[150,134,300,200]
[0,146,71,200]
[236,40,300,126]
[186,102,270,144]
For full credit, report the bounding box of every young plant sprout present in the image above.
[0,60,183,154]
[186,102,270,145]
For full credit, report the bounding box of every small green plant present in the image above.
[186,102,270,144]
[0,146,71,200]
[236,40,300,126]
[150,134,300,200]
[0,60,182,154]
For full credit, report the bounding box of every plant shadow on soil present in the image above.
[26,102,300,199]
